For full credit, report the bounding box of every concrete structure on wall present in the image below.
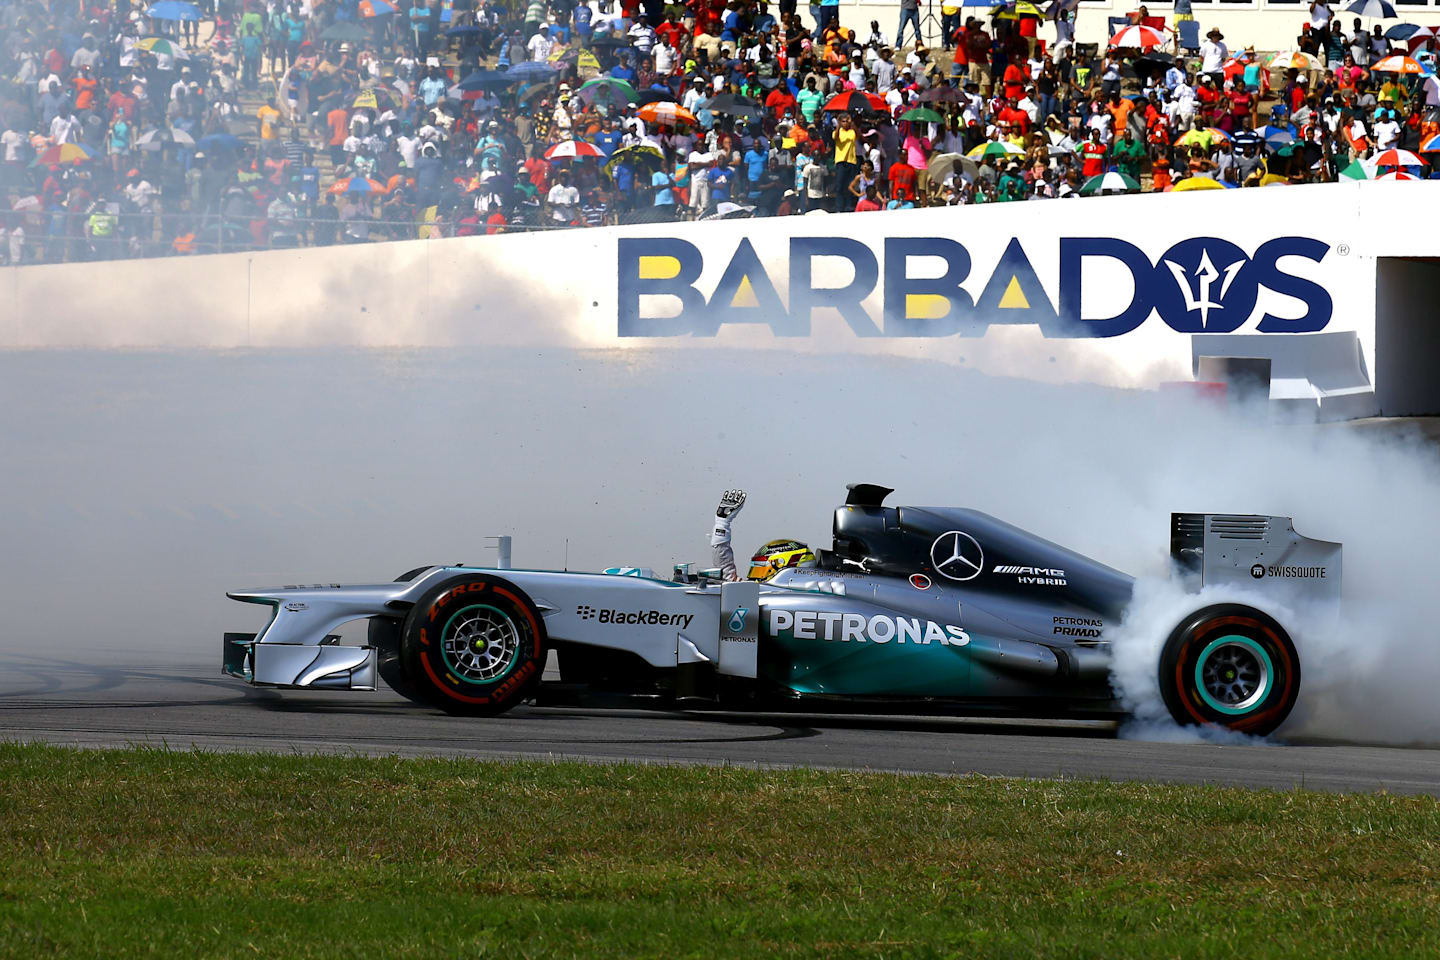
[831,0,1408,60]
[3,181,1436,418]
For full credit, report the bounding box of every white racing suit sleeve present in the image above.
[711,514,740,582]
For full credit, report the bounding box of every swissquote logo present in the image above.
[617,235,1332,337]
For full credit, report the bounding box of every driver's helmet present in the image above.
[747,539,816,581]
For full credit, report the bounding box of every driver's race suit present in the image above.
[709,489,746,582]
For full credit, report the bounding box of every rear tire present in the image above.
[400,574,546,716]
[1159,603,1300,736]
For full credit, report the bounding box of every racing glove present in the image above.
[716,489,747,520]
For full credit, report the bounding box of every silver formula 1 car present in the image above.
[222,484,1342,735]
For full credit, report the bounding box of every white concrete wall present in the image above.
[3,180,1436,395]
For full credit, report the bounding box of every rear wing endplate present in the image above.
[1171,514,1342,601]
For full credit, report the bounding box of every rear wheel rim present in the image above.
[1194,634,1273,715]
[441,604,521,684]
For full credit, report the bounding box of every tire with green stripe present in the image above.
[1158,603,1300,737]
[400,574,546,716]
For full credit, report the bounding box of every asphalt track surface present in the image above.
[6,656,1440,796]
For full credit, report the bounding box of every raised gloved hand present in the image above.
[716,488,747,520]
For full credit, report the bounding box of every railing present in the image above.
[0,209,664,264]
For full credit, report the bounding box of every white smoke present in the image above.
[1,347,1437,745]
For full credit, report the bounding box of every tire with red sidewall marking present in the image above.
[401,574,546,716]
[1159,603,1300,737]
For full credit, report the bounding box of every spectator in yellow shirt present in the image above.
[257,99,282,140]
[832,113,858,212]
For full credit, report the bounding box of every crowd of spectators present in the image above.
[2,0,1439,262]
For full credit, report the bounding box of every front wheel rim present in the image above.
[1194,634,1273,715]
[441,604,522,684]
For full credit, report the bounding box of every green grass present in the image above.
[0,743,1437,959]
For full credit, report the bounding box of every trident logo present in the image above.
[1163,249,1246,329]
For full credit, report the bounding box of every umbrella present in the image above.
[145,0,202,19]
[505,61,558,82]
[358,0,398,15]
[1172,176,1226,191]
[636,101,697,125]
[328,177,387,193]
[900,107,944,123]
[699,201,756,220]
[1133,51,1175,79]
[136,126,196,148]
[1108,24,1167,49]
[604,143,665,176]
[544,139,606,159]
[1406,26,1439,48]
[1220,57,1248,81]
[927,152,979,181]
[918,85,962,103]
[1419,133,1440,152]
[576,77,639,105]
[353,88,398,110]
[445,24,482,37]
[1376,170,1423,180]
[1345,0,1397,16]
[707,93,764,117]
[1338,159,1373,180]
[197,133,242,151]
[1264,130,1296,152]
[1386,22,1424,39]
[1079,171,1140,195]
[32,142,97,164]
[1371,148,1425,167]
[966,140,1025,159]
[457,70,513,93]
[1175,128,1216,149]
[1373,54,1424,73]
[990,1,1043,19]
[1267,51,1321,70]
[823,90,887,113]
[133,36,190,59]
[321,21,370,42]
[637,89,677,105]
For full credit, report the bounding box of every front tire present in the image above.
[400,574,546,716]
[1158,603,1300,736]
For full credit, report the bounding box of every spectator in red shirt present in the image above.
[855,182,883,211]
[765,85,796,120]
[965,24,991,93]
[1081,129,1107,178]
[1003,60,1026,100]
[106,88,136,122]
[888,159,918,202]
[998,98,1030,135]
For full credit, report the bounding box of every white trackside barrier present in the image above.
[4,180,1438,418]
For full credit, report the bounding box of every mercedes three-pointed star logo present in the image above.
[930,531,984,582]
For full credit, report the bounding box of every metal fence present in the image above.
[0,207,680,265]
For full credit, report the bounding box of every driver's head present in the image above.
[747,539,816,580]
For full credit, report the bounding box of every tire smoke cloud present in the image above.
[0,347,1434,744]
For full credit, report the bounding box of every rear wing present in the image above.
[1170,514,1342,601]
